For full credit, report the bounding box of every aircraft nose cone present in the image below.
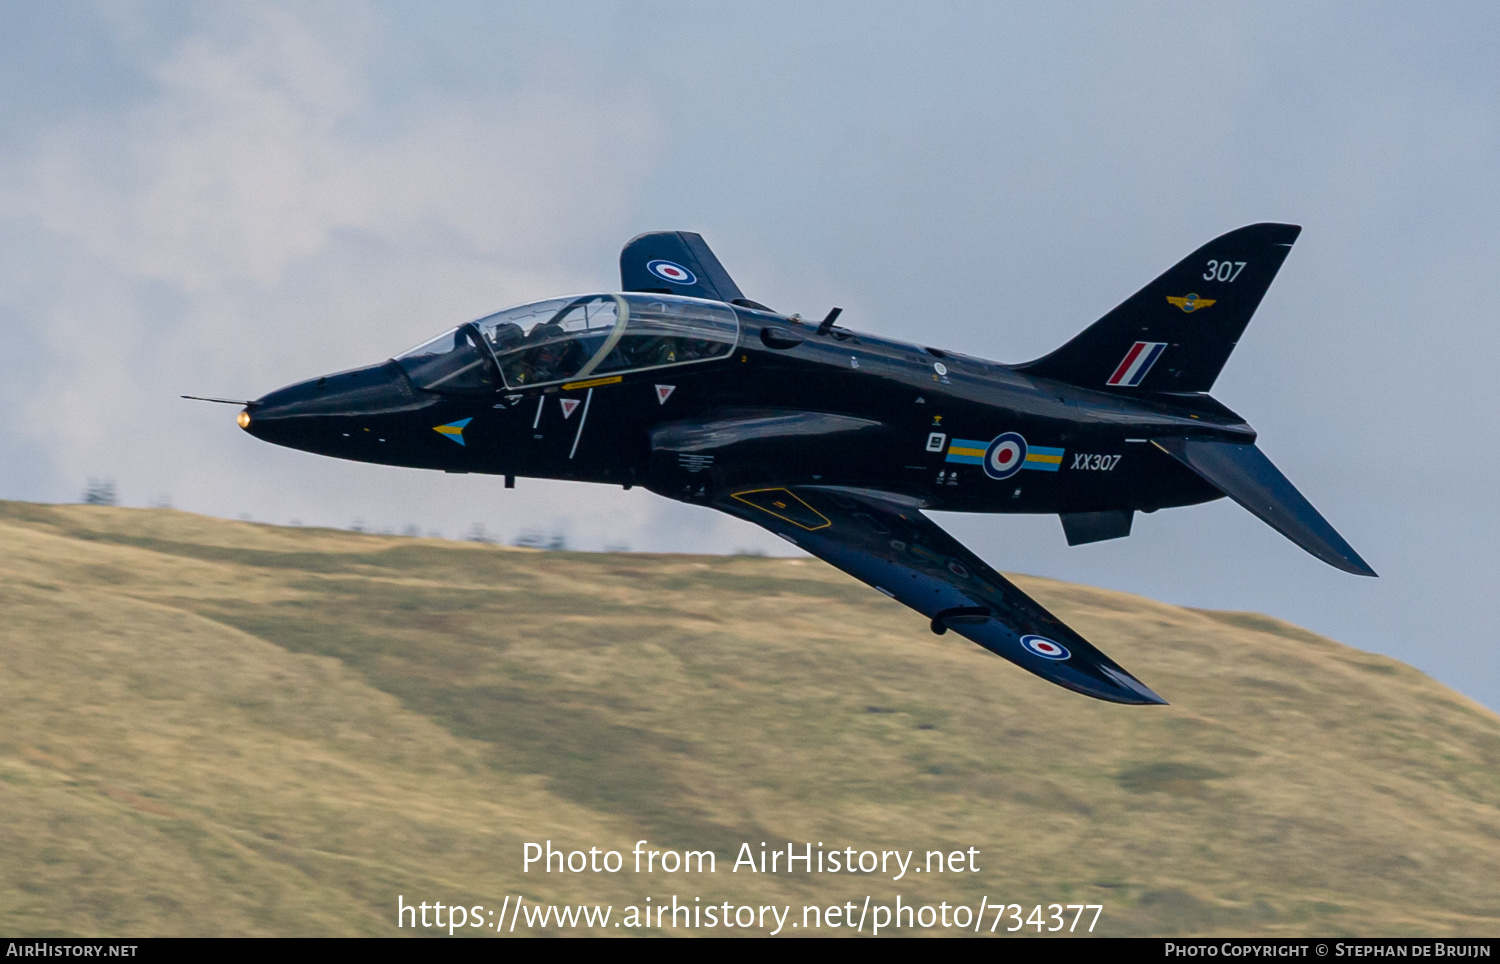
[243,361,436,452]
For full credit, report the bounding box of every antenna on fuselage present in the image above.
[815,307,844,335]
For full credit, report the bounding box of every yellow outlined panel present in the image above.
[731,488,832,531]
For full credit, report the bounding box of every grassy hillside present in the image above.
[1,500,1497,936]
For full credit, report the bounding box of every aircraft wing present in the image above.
[713,486,1167,705]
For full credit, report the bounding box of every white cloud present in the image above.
[0,2,716,554]
[7,3,656,289]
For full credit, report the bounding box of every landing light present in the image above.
[237,410,251,429]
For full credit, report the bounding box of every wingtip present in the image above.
[1128,684,1169,706]
[1116,680,1169,705]
[1098,665,1168,705]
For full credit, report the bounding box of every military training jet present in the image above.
[203,224,1374,705]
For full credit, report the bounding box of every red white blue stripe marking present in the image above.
[1106,341,1167,387]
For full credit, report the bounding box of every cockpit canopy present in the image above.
[394,293,740,394]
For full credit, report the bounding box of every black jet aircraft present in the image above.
[207,224,1374,705]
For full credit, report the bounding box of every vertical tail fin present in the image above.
[619,231,748,304]
[1017,223,1301,393]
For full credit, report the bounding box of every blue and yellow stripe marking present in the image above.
[944,439,988,465]
[1025,445,1064,472]
[433,418,472,446]
[946,438,1064,471]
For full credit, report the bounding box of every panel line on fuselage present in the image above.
[569,388,594,460]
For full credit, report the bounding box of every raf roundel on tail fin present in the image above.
[621,231,751,305]
[1018,223,1301,394]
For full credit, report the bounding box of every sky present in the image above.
[1,2,1497,709]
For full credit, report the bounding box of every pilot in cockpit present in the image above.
[488,322,524,353]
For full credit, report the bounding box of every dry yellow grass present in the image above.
[0,500,1496,936]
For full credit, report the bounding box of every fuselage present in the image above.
[242,298,1246,516]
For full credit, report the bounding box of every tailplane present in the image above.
[1154,437,1376,576]
[1017,223,1301,393]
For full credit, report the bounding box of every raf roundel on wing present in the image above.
[1021,635,1071,660]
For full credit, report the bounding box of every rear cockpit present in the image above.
[395,293,740,394]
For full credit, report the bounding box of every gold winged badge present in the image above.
[1167,293,1216,313]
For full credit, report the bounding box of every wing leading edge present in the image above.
[714,486,1166,705]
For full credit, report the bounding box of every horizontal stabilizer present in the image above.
[1154,438,1375,576]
